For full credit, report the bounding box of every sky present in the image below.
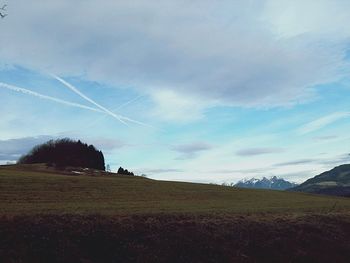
[1,0,350,184]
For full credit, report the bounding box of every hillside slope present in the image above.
[1,164,350,215]
[2,164,350,263]
[291,164,350,197]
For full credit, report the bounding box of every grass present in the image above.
[2,164,350,262]
[1,164,350,215]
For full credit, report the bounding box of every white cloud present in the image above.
[313,135,339,141]
[0,0,348,120]
[263,0,350,39]
[150,89,208,122]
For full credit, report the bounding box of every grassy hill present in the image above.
[1,164,350,215]
[291,164,350,197]
[1,164,350,263]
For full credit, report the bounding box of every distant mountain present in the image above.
[291,164,350,197]
[234,176,298,190]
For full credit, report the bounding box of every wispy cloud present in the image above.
[317,153,350,166]
[236,147,285,157]
[215,167,274,175]
[171,142,213,160]
[298,112,350,135]
[275,154,350,167]
[140,168,183,175]
[275,159,316,167]
[313,135,339,141]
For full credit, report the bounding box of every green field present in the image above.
[2,164,350,263]
[1,164,350,215]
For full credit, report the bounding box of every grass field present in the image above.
[1,164,350,263]
[1,164,350,215]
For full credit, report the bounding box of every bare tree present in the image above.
[0,4,7,19]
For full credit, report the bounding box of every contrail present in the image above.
[79,95,153,130]
[113,95,144,111]
[52,74,152,127]
[0,82,105,113]
[86,95,144,128]
[112,95,154,128]
[119,115,153,128]
[51,74,128,125]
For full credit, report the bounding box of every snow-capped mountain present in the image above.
[234,176,298,190]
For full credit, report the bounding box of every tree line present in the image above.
[18,138,105,171]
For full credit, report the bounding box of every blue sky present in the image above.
[1,0,350,183]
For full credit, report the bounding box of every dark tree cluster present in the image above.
[18,138,105,171]
[0,4,7,19]
[117,167,134,176]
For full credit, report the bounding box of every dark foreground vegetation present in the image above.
[18,138,105,171]
[1,213,350,263]
[1,164,350,262]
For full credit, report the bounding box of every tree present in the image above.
[18,138,106,171]
[0,4,7,19]
[117,166,134,176]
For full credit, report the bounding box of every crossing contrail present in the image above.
[112,95,153,127]
[113,95,144,111]
[90,95,146,127]
[51,74,152,127]
[51,74,128,125]
[79,95,152,130]
[0,82,105,113]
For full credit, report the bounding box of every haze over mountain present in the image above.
[291,164,350,197]
[234,176,298,190]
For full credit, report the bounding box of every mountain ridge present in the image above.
[235,176,298,190]
[291,164,350,197]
